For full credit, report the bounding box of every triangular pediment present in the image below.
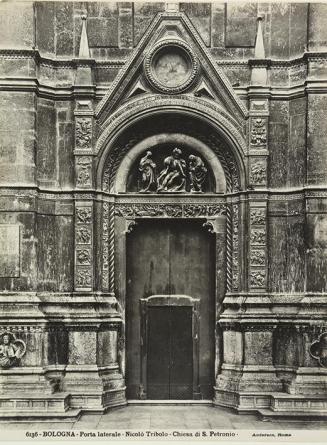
[95,12,248,126]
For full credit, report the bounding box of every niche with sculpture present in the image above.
[127,144,214,193]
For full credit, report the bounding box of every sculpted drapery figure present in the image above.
[157,147,186,192]
[188,155,207,193]
[139,151,157,192]
[0,332,26,369]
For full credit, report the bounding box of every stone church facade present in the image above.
[0,1,327,419]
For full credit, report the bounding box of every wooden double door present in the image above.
[126,219,215,400]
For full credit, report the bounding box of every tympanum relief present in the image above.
[135,147,209,193]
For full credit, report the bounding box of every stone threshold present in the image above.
[128,400,213,405]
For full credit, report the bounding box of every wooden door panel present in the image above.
[169,306,193,399]
[126,221,170,398]
[147,307,170,399]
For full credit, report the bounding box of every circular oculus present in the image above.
[144,40,198,93]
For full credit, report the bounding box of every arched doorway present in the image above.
[96,105,246,404]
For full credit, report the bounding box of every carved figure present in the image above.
[76,227,91,244]
[138,151,157,192]
[157,148,186,192]
[75,118,92,148]
[188,155,207,192]
[77,249,91,265]
[76,207,92,224]
[250,162,266,184]
[310,332,327,368]
[0,332,26,369]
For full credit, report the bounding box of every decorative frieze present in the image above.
[114,203,226,218]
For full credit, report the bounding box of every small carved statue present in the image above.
[157,147,186,192]
[188,155,207,193]
[138,151,157,192]
[0,332,26,369]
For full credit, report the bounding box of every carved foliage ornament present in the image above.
[310,332,327,368]
[76,207,92,224]
[75,118,92,149]
[250,118,267,146]
[250,208,266,225]
[0,332,26,369]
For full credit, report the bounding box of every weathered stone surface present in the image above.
[308,3,327,51]
[268,101,289,188]
[307,94,327,185]
[119,3,133,49]
[35,2,55,54]
[225,2,257,47]
[0,2,34,49]
[0,225,20,278]
[134,2,165,45]
[306,214,327,292]
[180,3,211,46]
[36,99,56,185]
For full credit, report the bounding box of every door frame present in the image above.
[139,295,200,400]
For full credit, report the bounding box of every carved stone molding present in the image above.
[232,204,239,291]
[96,94,247,159]
[0,332,26,369]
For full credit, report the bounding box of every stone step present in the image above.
[258,409,327,421]
[0,393,71,416]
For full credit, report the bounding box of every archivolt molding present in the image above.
[96,95,247,192]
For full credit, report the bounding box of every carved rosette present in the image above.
[75,204,93,291]
[249,204,267,291]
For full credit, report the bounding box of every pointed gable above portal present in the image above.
[95,12,248,126]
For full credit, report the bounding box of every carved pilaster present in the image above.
[248,99,269,189]
[249,202,267,291]
[232,203,240,291]
[75,204,93,291]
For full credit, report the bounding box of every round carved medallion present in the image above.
[144,39,198,94]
